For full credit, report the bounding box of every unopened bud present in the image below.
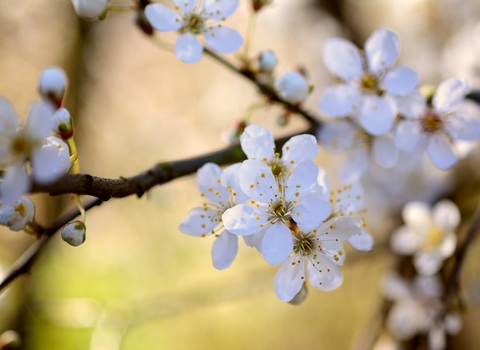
[0,196,35,232]
[288,285,308,305]
[276,114,289,127]
[39,67,68,109]
[222,121,247,145]
[61,221,86,246]
[258,50,277,73]
[52,108,74,140]
[72,0,109,21]
[32,137,72,184]
[274,71,309,104]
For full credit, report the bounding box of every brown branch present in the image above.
[31,126,318,200]
[443,199,480,305]
[0,198,103,293]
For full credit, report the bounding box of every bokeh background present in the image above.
[1,0,480,349]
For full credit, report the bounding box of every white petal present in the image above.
[274,71,309,104]
[274,255,305,302]
[365,28,399,74]
[285,160,319,200]
[179,207,219,236]
[427,134,457,170]
[222,204,267,236]
[348,229,374,251]
[174,33,204,63]
[428,327,446,350]
[390,226,422,254]
[292,197,331,229]
[204,26,243,53]
[445,115,480,141]
[0,195,35,231]
[239,124,275,161]
[398,89,426,119]
[433,78,470,112]
[414,252,443,276]
[372,133,398,168]
[307,255,343,291]
[340,146,369,183]
[26,102,54,140]
[262,222,293,265]
[318,84,361,117]
[220,163,249,203]
[72,0,108,20]
[212,230,238,270]
[32,137,71,184]
[0,96,19,136]
[202,0,239,20]
[281,134,318,165]
[402,201,432,231]
[438,233,457,258]
[382,272,411,300]
[145,3,183,32]
[323,38,363,81]
[358,95,396,136]
[395,120,421,152]
[432,200,460,231]
[320,240,346,265]
[382,65,418,96]
[317,216,361,242]
[335,182,364,214]
[239,160,276,202]
[173,0,195,11]
[0,163,30,205]
[444,313,463,335]
[196,163,230,203]
[317,120,356,152]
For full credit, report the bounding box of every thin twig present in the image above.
[0,198,103,293]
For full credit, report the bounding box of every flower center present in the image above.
[15,203,26,217]
[267,197,294,224]
[359,73,386,96]
[181,13,205,34]
[424,226,443,249]
[293,232,316,255]
[267,160,287,178]
[421,111,443,133]
[11,130,32,157]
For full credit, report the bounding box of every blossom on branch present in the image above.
[274,71,310,104]
[395,80,480,169]
[145,0,243,63]
[319,28,418,136]
[180,162,248,270]
[0,196,34,232]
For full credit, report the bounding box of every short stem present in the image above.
[243,12,257,61]
[67,137,80,174]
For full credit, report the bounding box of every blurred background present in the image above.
[0,0,480,348]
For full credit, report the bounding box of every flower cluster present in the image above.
[383,273,462,350]
[180,125,370,302]
[0,67,73,232]
[145,0,243,63]
[317,28,480,181]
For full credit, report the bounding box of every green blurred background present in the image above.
[1,0,480,349]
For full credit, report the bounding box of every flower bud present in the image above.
[258,50,277,73]
[39,67,68,109]
[0,196,35,232]
[274,71,309,104]
[32,137,72,184]
[276,114,289,126]
[52,108,74,140]
[221,121,247,145]
[288,285,308,305]
[61,221,86,246]
[72,0,109,21]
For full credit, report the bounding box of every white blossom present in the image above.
[38,66,68,108]
[274,71,309,104]
[395,79,480,170]
[258,50,278,73]
[0,196,34,231]
[179,162,248,270]
[62,221,86,246]
[72,0,109,20]
[52,108,74,140]
[240,124,318,180]
[274,216,361,302]
[319,28,418,136]
[145,0,243,63]
[390,200,459,275]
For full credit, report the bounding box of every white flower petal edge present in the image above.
[145,3,183,32]
[262,222,293,265]
[323,38,363,81]
[433,78,470,113]
[174,33,204,64]
[204,26,243,53]
[364,28,399,74]
[239,124,275,161]
[212,230,238,270]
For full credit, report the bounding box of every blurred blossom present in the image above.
[274,71,309,104]
[258,50,278,73]
[145,0,243,63]
[390,200,459,276]
[0,195,34,232]
[38,66,68,109]
[72,0,109,21]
